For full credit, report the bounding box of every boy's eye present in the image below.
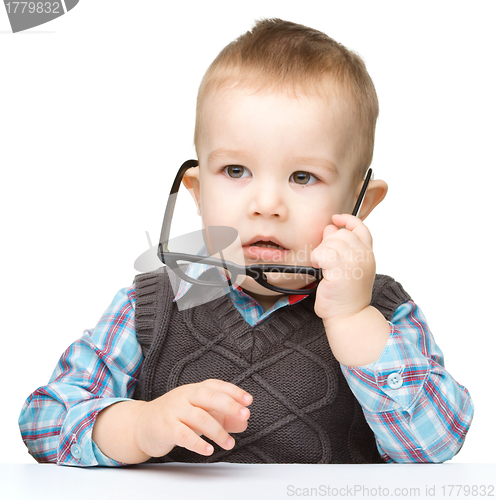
[291,171,318,185]
[224,165,250,179]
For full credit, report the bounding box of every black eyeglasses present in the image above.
[157,159,373,295]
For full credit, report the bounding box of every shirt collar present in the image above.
[172,261,308,326]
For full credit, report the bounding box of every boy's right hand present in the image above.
[134,379,252,459]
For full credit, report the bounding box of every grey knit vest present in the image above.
[133,269,410,464]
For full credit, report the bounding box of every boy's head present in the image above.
[194,18,379,183]
[183,19,387,304]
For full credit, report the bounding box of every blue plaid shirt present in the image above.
[19,274,473,466]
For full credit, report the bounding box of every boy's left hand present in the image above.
[311,214,375,324]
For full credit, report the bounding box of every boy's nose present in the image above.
[248,182,288,220]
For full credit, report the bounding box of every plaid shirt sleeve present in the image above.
[341,300,474,463]
[18,285,141,467]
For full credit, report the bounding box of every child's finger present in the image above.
[189,382,251,421]
[173,420,217,456]
[311,240,348,269]
[209,410,250,434]
[331,214,373,247]
[181,407,237,452]
[322,226,363,250]
[201,379,253,406]
[322,224,340,239]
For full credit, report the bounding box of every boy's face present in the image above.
[186,86,366,297]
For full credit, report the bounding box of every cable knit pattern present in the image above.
[133,270,410,464]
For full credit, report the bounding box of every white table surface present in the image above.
[1,463,495,500]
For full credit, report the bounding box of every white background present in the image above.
[1,0,494,469]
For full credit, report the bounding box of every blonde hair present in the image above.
[194,18,379,182]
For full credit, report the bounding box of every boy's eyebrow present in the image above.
[207,149,255,164]
[207,149,338,174]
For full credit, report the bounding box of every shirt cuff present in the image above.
[57,397,132,467]
[341,324,430,413]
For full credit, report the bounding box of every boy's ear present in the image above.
[182,167,201,215]
[356,179,388,221]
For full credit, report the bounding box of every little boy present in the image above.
[19,18,473,466]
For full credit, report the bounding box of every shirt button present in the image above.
[71,443,83,460]
[387,372,403,389]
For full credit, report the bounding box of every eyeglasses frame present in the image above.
[157,159,373,295]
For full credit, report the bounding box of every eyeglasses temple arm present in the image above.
[351,168,373,217]
[158,159,199,255]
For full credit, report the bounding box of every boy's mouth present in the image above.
[250,240,286,250]
[243,237,289,263]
